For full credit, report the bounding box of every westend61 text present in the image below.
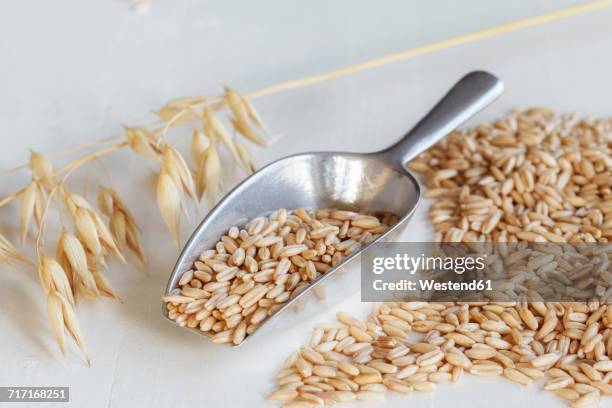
[373,279,493,291]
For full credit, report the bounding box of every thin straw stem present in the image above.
[246,0,612,99]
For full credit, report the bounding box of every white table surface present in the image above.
[1,1,611,407]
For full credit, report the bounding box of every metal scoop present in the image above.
[164,71,504,344]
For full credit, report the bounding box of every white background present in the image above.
[1,1,611,407]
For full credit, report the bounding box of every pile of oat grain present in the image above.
[270,302,611,407]
[410,108,612,243]
[270,110,612,408]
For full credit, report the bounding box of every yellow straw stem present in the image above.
[55,142,129,179]
[246,0,612,99]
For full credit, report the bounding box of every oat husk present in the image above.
[0,233,28,264]
[63,186,125,263]
[29,151,54,189]
[38,253,89,363]
[157,172,182,245]
[97,186,145,266]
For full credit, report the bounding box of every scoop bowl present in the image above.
[164,71,504,345]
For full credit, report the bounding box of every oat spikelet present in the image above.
[75,257,101,300]
[91,214,126,263]
[0,233,27,264]
[29,151,54,189]
[111,211,128,247]
[161,143,196,201]
[156,105,199,126]
[97,189,113,217]
[203,141,221,208]
[92,267,120,300]
[224,87,268,146]
[19,182,37,242]
[63,187,125,263]
[234,140,256,174]
[39,255,75,307]
[33,182,46,225]
[57,291,89,363]
[156,96,209,125]
[19,181,47,243]
[191,128,209,164]
[38,252,88,362]
[193,131,213,201]
[37,255,52,292]
[57,230,98,297]
[75,207,103,258]
[203,107,243,164]
[124,127,159,161]
[97,186,145,266]
[125,225,145,266]
[55,238,74,289]
[195,155,206,202]
[157,172,181,245]
[47,290,66,354]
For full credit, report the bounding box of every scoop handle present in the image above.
[382,71,504,168]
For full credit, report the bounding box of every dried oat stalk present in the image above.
[0,86,270,362]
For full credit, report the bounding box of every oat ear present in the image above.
[5,82,278,364]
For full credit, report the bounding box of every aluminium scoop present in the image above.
[164,71,504,345]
